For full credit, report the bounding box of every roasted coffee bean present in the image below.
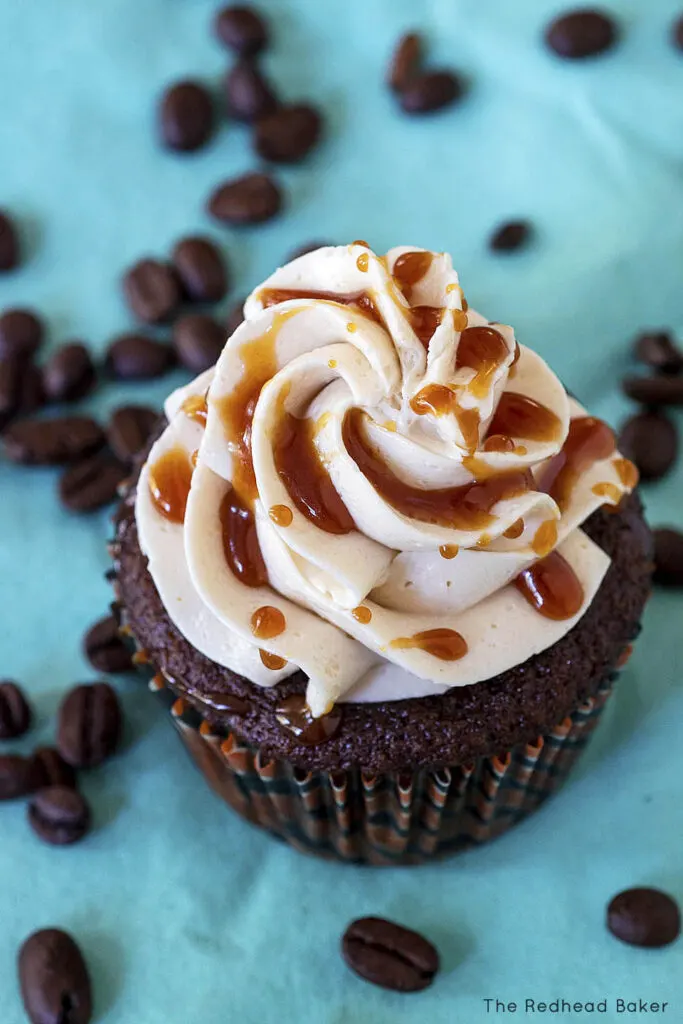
[0,754,40,800]
[254,104,322,163]
[123,258,181,324]
[673,15,683,51]
[0,308,44,360]
[28,786,91,846]
[545,9,617,59]
[159,80,215,153]
[107,404,158,463]
[19,928,92,1024]
[226,298,246,336]
[0,681,32,740]
[342,917,440,992]
[400,70,464,114]
[3,415,105,465]
[58,682,122,768]
[0,210,20,272]
[618,412,678,482]
[633,331,683,374]
[31,747,77,790]
[18,362,46,415]
[214,5,269,56]
[288,240,332,262]
[59,451,128,513]
[622,375,683,407]
[225,61,279,123]
[208,172,282,225]
[0,358,45,430]
[105,333,174,380]
[42,342,96,403]
[608,888,680,948]
[652,528,683,587]
[173,314,224,373]
[490,220,532,252]
[84,615,133,673]
[388,32,422,92]
[171,236,228,303]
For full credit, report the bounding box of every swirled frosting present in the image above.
[136,244,638,716]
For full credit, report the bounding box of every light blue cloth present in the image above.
[0,1,681,1020]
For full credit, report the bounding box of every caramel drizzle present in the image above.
[275,695,343,746]
[220,489,268,588]
[514,550,584,621]
[456,326,509,399]
[393,250,434,303]
[181,393,208,427]
[148,446,193,524]
[259,287,382,325]
[390,628,468,661]
[260,649,287,670]
[486,392,562,443]
[538,416,615,511]
[410,384,481,451]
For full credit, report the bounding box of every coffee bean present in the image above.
[107,404,158,463]
[123,258,181,324]
[83,615,133,673]
[254,104,323,163]
[633,331,683,375]
[0,754,40,800]
[171,236,228,303]
[400,70,464,114]
[0,210,20,272]
[0,358,46,430]
[622,375,683,407]
[652,528,683,587]
[0,681,32,739]
[159,80,215,153]
[0,308,44,360]
[388,32,422,92]
[618,412,677,482]
[545,9,617,59]
[31,747,77,790]
[342,917,440,992]
[28,786,91,846]
[208,172,282,225]
[214,5,269,56]
[58,682,122,768]
[490,220,532,252]
[226,298,246,336]
[673,15,683,51]
[3,415,105,465]
[608,887,680,948]
[42,342,96,403]
[59,451,128,513]
[173,314,224,373]
[225,61,279,123]
[105,333,174,380]
[288,240,333,262]
[19,928,92,1024]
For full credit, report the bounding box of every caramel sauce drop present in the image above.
[251,605,286,639]
[613,457,639,489]
[260,649,287,670]
[503,518,524,540]
[439,544,459,559]
[260,287,382,325]
[456,326,509,398]
[452,309,468,332]
[353,239,370,248]
[484,434,516,453]
[487,392,562,444]
[181,393,208,426]
[393,250,434,302]
[410,384,481,451]
[538,416,615,510]
[273,412,355,534]
[409,306,444,349]
[275,695,343,747]
[343,408,532,529]
[269,504,293,527]
[592,481,622,504]
[532,518,558,557]
[148,446,193,524]
[220,489,269,587]
[390,628,468,661]
[356,253,369,272]
[514,550,584,621]
[347,322,357,333]
[351,605,372,623]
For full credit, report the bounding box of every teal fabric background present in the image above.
[0,1,681,1020]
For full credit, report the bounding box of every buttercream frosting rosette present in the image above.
[135,243,638,719]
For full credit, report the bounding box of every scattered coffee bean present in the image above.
[0,681,32,740]
[490,220,532,252]
[673,15,683,50]
[173,314,225,373]
[2,415,105,465]
[652,528,683,587]
[19,928,92,1024]
[388,32,422,93]
[59,451,128,513]
[225,60,279,123]
[18,362,46,416]
[105,333,174,380]
[633,330,683,375]
[0,308,44,360]
[107,404,158,463]
[208,171,282,225]
[28,786,91,846]
[545,9,617,59]
[57,682,122,768]
[342,917,439,992]
[226,298,246,335]
[31,747,77,790]
[123,258,181,324]
[288,240,333,261]
[0,754,40,800]
[159,80,215,153]
[42,342,96,403]
[622,375,683,407]
[400,70,464,115]
[618,412,678,482]
[171,236,228,303]
[0,210,20,272]
[607,887,680,948]
[254,104,323,163]
[0,359,45,429]
[84,614,133,673]
[214,5,269,56]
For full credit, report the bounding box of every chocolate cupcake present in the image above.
[112,244,651,864]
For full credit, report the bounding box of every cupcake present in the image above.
[112,243,651,865]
